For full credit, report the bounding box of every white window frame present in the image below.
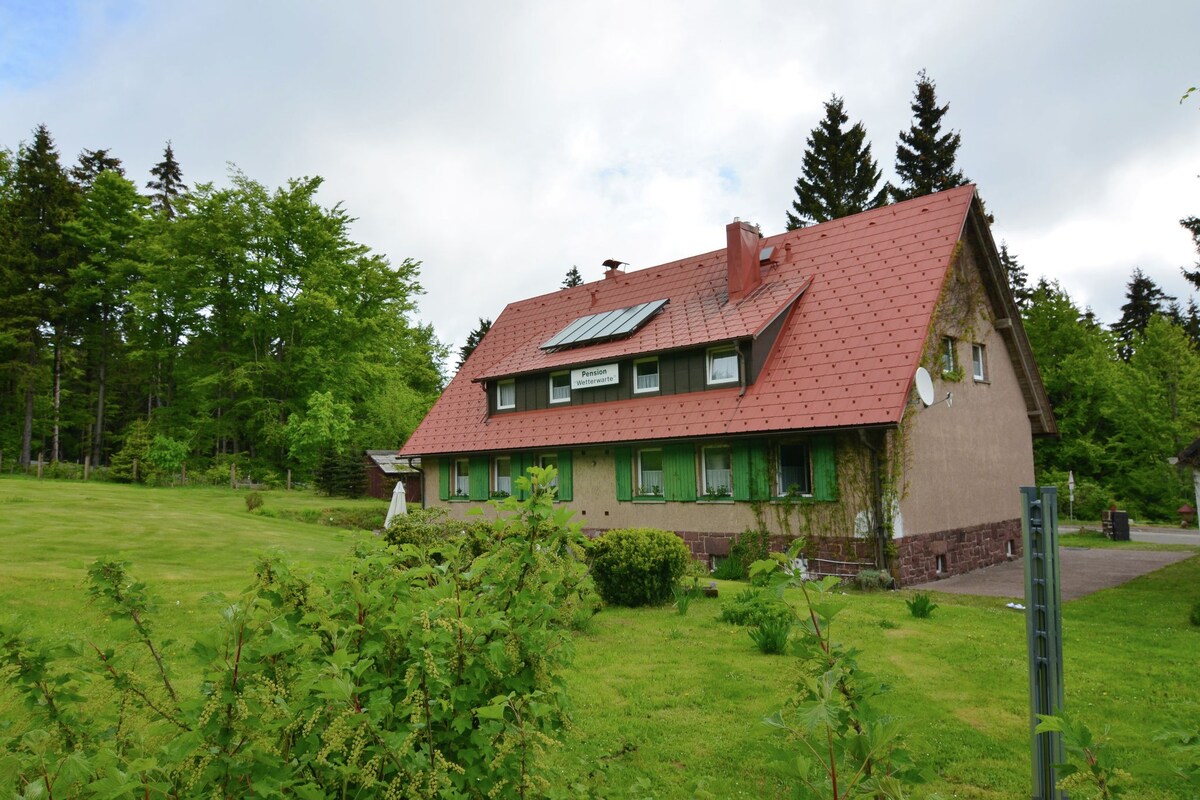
[701,445,733,498]
[453,458,470,497]
[707,346,739,385]
[971,343,987,381]
[496,379,516,410]
[494,456,512,496]
[776,442,812,497]
[539,453,558,488]
[634,357,660,393]
[637,448,664,497]
[940,337,957,375]
[549,372,571,404]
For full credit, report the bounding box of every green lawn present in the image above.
[2,477,1198,798]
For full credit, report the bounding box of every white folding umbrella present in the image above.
[384,480,408,527]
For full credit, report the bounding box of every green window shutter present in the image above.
[812,436,838,501]
[732,440,770,501]
[749,440,770,500]
[663,443,697,502]
[513,453,531,500]
[469,455,489,501]
[438,459,451,501]
[614,447,632,501]
[557,449,573,502]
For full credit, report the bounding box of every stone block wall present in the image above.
[584,518,1022,587]
[891,519,1023,585]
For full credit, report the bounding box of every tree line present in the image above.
[0,126,446,483]
[786,71,1200,521]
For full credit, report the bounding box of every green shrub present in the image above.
[244,491,264,512]
[730,529,771,581]
[749,617,792,654]
[711,554,744,580]
[906,592,939,618]
[720,587,793,627]
[1190,600,1200,628]
[313,450,367,497]
[588,527,691,607]
[853,569,891,591]
[0,466,592,797]
[384,506,494,558]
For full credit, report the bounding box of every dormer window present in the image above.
[496,379,516,410]
[634,358,660,393]
[549,372,571,403]
[707,346,738,385]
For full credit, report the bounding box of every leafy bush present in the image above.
[0,466,593,798]
[42,460,84,480]
[749,617,792,654]
[271,506,385,531]
[588,527,691,607]
[729,529,772,581]
[853,569,892,591]
[1190,600,1200,628]
[720,586,792,627]
[244,491,264,512]
[906,592,939,618]
[384,506,494,559]
[711,554,744,580]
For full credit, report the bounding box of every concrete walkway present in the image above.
[910,547,1196,601]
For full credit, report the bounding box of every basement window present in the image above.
[936,554,947,575]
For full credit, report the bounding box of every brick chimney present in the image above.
[726,219,761,302]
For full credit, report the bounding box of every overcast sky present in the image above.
[2,1,1198,370]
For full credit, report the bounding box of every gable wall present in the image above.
[895,232,1035,539]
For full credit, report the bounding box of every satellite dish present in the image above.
[914,367,935,407]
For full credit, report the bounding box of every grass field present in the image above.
[2,476,1198,798]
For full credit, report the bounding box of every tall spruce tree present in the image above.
[457,318,492,370]
[146,141,187,218]
[562,265,583,288]
[785,95,884,230]
[1112,268,1173,360]
[0,125,78,466]
[890,70,968,201]
[70,148,124,190]
[1179,213,1200,290]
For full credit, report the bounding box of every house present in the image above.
[399,185,1056,585]
[364,450,423,504]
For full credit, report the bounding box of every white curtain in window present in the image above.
[710,352,737,382]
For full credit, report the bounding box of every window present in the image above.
[940,337,957,374]
[453,458,470,497]
[777,443,812,497]
[549,372,571,404]
[707,346,738,385]
[702,445,732,498]
[637,448,664,496]
[634,358,660,393]
[936,554,947,575]
[496,379,516,410]
[971,343,987,381]
[494,456,512,496]
[539,453,558,488]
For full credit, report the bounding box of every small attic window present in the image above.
[759,246,775,263]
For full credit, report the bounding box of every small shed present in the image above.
[364,451,423,505]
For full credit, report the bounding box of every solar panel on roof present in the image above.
[540,299,668,350]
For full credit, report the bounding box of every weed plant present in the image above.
[749,617,792,654]
[906,592,939,618]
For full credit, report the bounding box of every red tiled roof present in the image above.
[402,185,977,457]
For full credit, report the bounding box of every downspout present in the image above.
[481,381,491,424]
[737,341,749,397]
[404,457,426,509]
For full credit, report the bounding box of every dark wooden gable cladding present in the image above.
[487,340,773,414]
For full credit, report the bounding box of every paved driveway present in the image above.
[910,547,1196,601]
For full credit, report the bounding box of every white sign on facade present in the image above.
[571,363,619,389]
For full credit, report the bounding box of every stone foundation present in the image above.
[585,518,1023,587]
[891,519,1023,585]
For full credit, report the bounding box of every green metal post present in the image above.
[1021,486,1066,799]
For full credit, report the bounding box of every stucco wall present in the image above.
[894,236,1035,537]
